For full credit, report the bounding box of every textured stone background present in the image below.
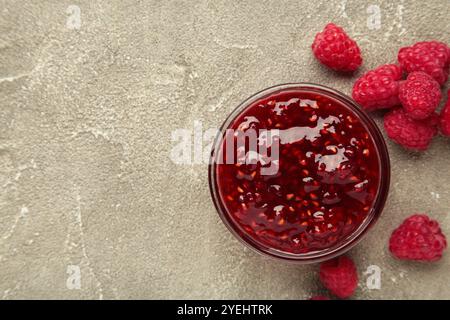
[0,0,449,299]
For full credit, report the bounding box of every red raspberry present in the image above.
[398,41,450,85]
[312,23,362,72]
[352,64,403,111]
[384,108,438,151]
[319,256,358,298]
[440,90,450,136]
[389,214,447,262]
[309,296,330,300]
[399,72,442,120]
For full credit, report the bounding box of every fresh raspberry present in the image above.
[319,256,358,298]
[439,90,450,136]
[399,72,442,120]
[389,214,447,262]
[312,23,362,72]
[352,64,403,111]
[309,296,330,300]
[398,41,450,85]
[384,108,438,151]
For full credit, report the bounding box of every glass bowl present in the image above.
[209,83,390,263]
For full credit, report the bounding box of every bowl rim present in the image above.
[208,83,391,264]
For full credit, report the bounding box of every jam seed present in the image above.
[286,193,294,200]
[310,193,318,200]
[237,186,244,193]
[345,150,354,157]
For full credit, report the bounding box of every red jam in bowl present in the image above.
[209,84,390,263]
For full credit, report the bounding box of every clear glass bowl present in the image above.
[208,83,390,263]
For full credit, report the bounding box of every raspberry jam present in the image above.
[209,84,390,262]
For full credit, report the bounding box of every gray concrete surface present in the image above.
[0,0,449,299]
